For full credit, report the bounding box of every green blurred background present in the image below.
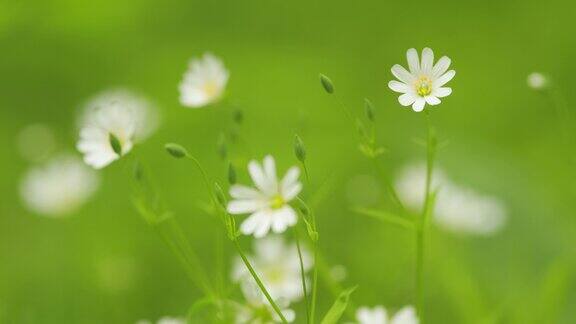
[1,0,576,322]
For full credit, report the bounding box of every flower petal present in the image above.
[282,182,302,201]
[421,47,434,74]
[391,65,415,84]
[391,306,418,324]
[425,96,441,105]
[230,185,262,199]
[253,216,272,238]
[433,87,452,98]
[248,160,273,194]
[412,98,426,112]
[388,80,410,93]
[240,211,266,235]
[399,93,416,107]
[272,207,297,233]
[281,167,300,191]
[227,199,261,214]
[432,56,451,78]
[406,48,420,73]
[435,70,455,87]
[263,155,277,189]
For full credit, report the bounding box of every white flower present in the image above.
[356,305,418,324]
[77,89,158,169]
[395,163,507,236]
[232,236,311,304]
[20,155,99,217]
[388,48,455,112]
[527,72,548,90]
[135,317,185,324]
[179,53,229,108]
[227,155,301,238]
[234,280,296,323]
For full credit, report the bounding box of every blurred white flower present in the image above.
[76,89,158,169]
[16,123,57,162]
[135,317,185,324]
[355,305,418,324]
[179,53,229,108]
[527,72,548,90]
[232,235,311,304]
[388,48,455,112]
[227,156,301,238]
[234,280,296,323]
[20,155,99,217]
[330,264,348,282]
[395,163,507,236]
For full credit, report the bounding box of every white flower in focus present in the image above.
[234,280,296,323]
[232,236,311,304]
[135,317,185,324]
[179,53,229,108]
[355,305,418,324]
[20,155,99,217]
[388,48,455,112]
[395,163,507,236]
[77,89,158,169]
[527,72,548,90]
[227,156,301,238]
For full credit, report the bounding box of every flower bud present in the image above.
[294,135,306,163]
[364,98,375,122]
[109,133,122,156]
[164,143,188,159]
[319,73,334,94]
[227,163,237,185]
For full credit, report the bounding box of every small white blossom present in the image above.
[234,280,296,323]
[388,48,455,112]
[20,155,99,217]
[179,53,229,108]
[395,163,507,236]
[77,89,158,169]
[355,305,418,324]
[527,72,548,90]
[135,317,185,324]
[227,156,301,238]
[232,236,311,304]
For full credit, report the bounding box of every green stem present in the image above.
[371,157,406,213]
[232,239,288,323]
[310,242,319,324]
[185,155,215,204]
[295,232,310,324]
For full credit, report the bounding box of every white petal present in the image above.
[424,96,441,105]
[230,185,262,199]
[420,47,434,74]
[271,207,297,233]
[248,160,273,194]
[406,48,420,73]
[227,199,261,214]
[253,216,272,238]
[433,87,452,98]
[388,80,410,93]
[391,65,415,84]
[412,99,426,112]
[432,56,451,78]
[281,167,300,190]
[263,155,277,189]
[282,182,302,201]
[391,306,418,324]
[399,93,416,107]
[240,211,266,235]
[435,70,455,87]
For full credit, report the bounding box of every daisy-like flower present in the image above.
[227,155,301,238]
[135,317,185,324]
[76,89,159,169]
[179,53,229,108]
[527,72,548,90]
[232,236,312,304]
[395,163,507,236]
[20,155,99,217]
[355,305,418,324]
[388,48,455,112]
[234,280,296,323]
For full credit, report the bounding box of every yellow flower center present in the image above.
[270,195,285,210]
[202,80,219,98]
[415,76,433,97]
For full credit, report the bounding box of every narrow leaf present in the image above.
[320,286,357,324]
[353,207,415,230]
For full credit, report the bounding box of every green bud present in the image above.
[214,182,227,208]
[109,133,122,156]
[364,98,375,122]
[294,135,306,162]
[319,73,334,94]
[233,109,243,124]
[227,163,237,185]
[217,134,227,160]
[164,143,188,159]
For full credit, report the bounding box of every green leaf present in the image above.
[320,286,357,324]
[353,207,415,230]
[319,73,334,94]
[109,133,122,156]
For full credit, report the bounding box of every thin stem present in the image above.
[310,243,319,324]
[335,94,355,126]
[232,239,288,323]
[185,155,215,204]
[295,232,310,324]
[371,157,406,213]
